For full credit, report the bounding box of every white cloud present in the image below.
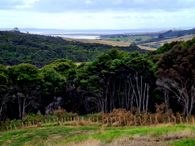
[0,0,39,9]
[1,0,194,12]
[33,0,195,12]
[0,0,194,29]
[85,0,93,5]
[0,8,195,29]
[15,0,39,8]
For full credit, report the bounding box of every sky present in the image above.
[0,0,195,30]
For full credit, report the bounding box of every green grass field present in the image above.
[0,124,195,146]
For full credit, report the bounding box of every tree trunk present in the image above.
[157,78,195,117]
[18,96,22,119]
[164,89,169,112]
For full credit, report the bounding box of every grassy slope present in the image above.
[97,30,195,49]
[64,38,131,47]
[0,124,195,146]
[66,34,195,51]
[65,37,157,51]
[141,34,195,48]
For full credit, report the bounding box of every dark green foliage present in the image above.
[76,49,156,113]
[0,38,194,121]
[0,65,8,92]
[0,65,10,120]
[6,64,42,119]
[0,31,143,66]
[157,38,195,116]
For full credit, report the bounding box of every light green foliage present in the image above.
[106,35,153,44]
[0,124,195,146]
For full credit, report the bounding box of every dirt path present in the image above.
[66,130,195,146]
[66,137,169,146]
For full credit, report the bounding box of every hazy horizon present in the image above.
[1,0,195,30]
[1,26,194,34]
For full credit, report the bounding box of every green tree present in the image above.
[77,49,155,113]
[8,64,41,119]
[157,41,195,117]
[0,65,10,120]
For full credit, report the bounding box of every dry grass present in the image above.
[64,34,195,51]
[65,38,157,51]
[101,109,195,127]
[65,139,102,146]
[65,137,169,146]
[65,119,95,126]
[142,34,195,48]
[64,38,131,47]
[108,137,168,146]
[64,130,195,146]
[138,45,157,51]
[161,129,195,141]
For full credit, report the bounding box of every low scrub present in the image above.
[101,108,195,126]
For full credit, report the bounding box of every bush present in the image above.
[51,109,78,120]
[23,113,44,124]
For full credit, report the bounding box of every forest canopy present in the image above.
[0,31,144,67]
[0,37,195,121]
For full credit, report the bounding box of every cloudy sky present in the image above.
[0,0,195,30]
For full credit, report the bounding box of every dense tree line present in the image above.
[0,38,195,121]
[0,31,144,67]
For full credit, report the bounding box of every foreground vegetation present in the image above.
[0,124,195,146]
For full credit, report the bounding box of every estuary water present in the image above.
[1,28,163,39]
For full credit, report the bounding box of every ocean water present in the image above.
[1,28,163,39]
[20,28,159,35]
[23,28,159,39]
[51,34,100,39]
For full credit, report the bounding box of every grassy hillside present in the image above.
[0,31,143,67]
[159,28,195,38]
[140,34,195,48]
[0,124,195,146]
[65,38,157,51]
[100,28,195,49]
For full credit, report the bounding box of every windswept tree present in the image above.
[77,49,155,113]
[8,64,41,119]
[157,40,195,117]
[121,52,155,113]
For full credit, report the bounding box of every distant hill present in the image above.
[99,28,195,49]
[139,28,195,44]
[0,31,144,67]
[137,28,195,48]
[159,28,195,38]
